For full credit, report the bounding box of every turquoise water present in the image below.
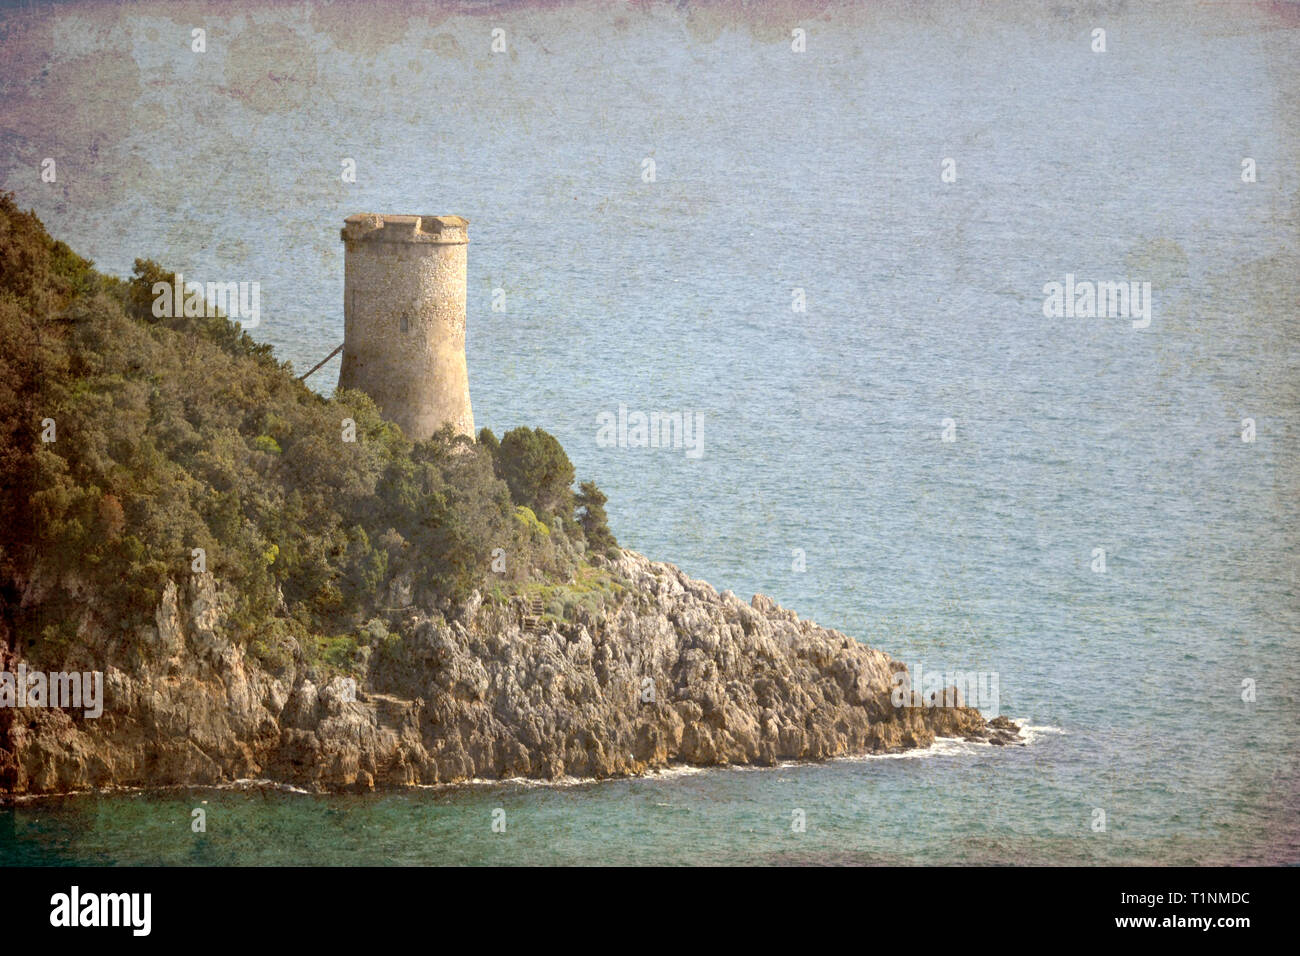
[2,1,1297,864]
[1,722,1291,866]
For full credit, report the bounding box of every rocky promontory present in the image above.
[0,194,1018,800]
[1,550,1018,797]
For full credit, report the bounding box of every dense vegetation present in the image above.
[0,193,616,670]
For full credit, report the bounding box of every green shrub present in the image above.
[316,633,362,674]
[513,505,550,536]
[575,480,618,556]
[494,426,575,521]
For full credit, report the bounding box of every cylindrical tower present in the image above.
[338,213,474,441]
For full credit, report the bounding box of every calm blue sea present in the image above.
[2,0,1297,864]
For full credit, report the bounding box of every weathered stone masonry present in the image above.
[338,213,474,440]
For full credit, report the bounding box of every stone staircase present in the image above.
[520,596,546,632]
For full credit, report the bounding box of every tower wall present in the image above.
[338,213,474,441]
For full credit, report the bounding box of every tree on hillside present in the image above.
[575,481,618,557]
[495,427,575,520]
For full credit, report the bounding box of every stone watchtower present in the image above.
[338,213,474,441]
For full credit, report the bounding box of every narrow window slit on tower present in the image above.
[400,315,409,333]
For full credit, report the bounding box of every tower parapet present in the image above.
[338,213,474,441]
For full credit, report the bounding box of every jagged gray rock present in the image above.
[0,551,1018,797]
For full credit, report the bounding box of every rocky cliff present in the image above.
[0,549,1018,798]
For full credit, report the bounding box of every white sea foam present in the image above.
[408,762,713,793]
[839,736,983,763]
[1010,720,1068,746]
[9,776,318,804]
[223,778,315,795]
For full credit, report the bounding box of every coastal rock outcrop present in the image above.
[0,551,1018,797]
